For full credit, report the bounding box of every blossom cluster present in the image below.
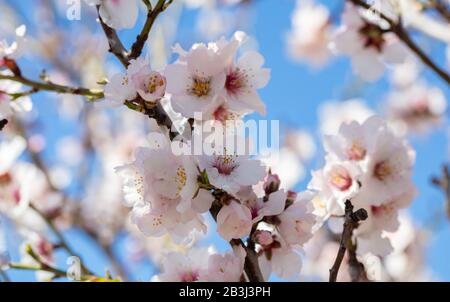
[308,115,416,257]
[114,32,317,280]
[0,0,446,283]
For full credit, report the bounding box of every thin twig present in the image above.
[14,119,58,192]
[329,200,368,282]
[0,73,104,100]
[29,204,93,276]
[129,0,167,60]
[97,6,130,67]
[347,242,369,282]
[8,245,119,282]
[431,164,450,219]
[349,0,450,85]
[428,0,450,22]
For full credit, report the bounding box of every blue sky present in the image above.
[2,0,450,281]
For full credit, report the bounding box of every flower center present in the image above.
[225,68,247,96]
[146,73,166,94]
[213,155,239,175]
[374,161,392,181]
[213,106,238,123]
[371,203,394,217]
[175,166,187,195]
[347,141,366,161]
[189,76,211,98]
[180,271,199,282]
[359,23,385,52]
[329,169,352,191]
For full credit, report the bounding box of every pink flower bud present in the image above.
[263,173,281,194]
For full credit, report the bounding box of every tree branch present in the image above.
[0,119,7,131]
[8,245,119,282]
[428,0,450,23]
[97,6,130,67]
[0,73,104,100]
[431,164,450,219]
[129,0,167,60]
[329,200,368,282]
[349,0,450,85]
[29,204,93,276]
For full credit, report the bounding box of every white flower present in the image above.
[244,189,287,223]
[104,57,166,105]
[257,231,303,279]
[116,121,210,240]
[277,191,316,246]
[309,160,362,216]
[216,200,252,241]
[154,248,211,282]
[384,83,447,134]
[331,3,407,81]
[84,0,139,30]
[352,122,415,207]
[103,73,137,106]
[318,99,375,135]
[165,31,270,118]
[200,246,246,282]
[214,31,269,115]
[323,116,382,162]
[0,25,26,59]
[165,43,227,118]
[198,151,266,194]
[356,188,416,237]
[154,246,246,282]
[287,0,332,66]
[311,115,416,258]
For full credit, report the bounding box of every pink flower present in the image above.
[216,200,252,241]
[84,0,138,30]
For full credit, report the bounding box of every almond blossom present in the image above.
[310,115,416,257]
[164,43,228,118]
[84,0,139,30]
[153,246,245,282]
[104,57,166,106]
[287,0,332,66]
[331,3,408,81]
[116,121,211,241]
[384,83,447,134]
[165,32,270,119]
[197,147,267,195]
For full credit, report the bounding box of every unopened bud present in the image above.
[263,173,280,195]
[285,191,297,208]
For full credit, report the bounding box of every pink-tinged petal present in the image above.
[227,90,266,116]
[271,248,302,279]
[217,201,252,241]
[382,40,408,65]
[164,63,190,95]
[331,28,362,55]
[263,190,287,217]
[352,51,385,81]
[191,189,214,213]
